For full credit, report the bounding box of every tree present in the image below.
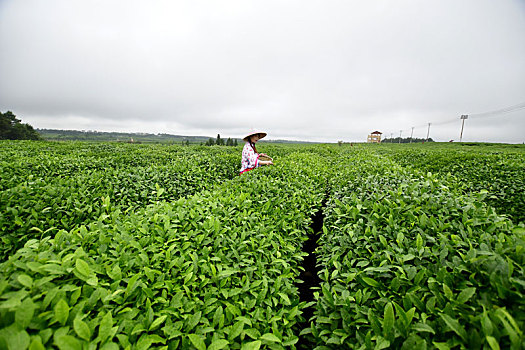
[205,138,215,146]
[0,111,41,140]
[216,134,224,146]
[381,137,434,143]
[226,137,233,146]
[234,139,238,146]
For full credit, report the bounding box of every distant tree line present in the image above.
[205,134,239,146]
[38,129,212,143]
[382,137,434,143]
[0,111,41,140]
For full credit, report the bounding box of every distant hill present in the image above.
[36,129,316,144]
[261,139,319,144]
[37,129,225,144]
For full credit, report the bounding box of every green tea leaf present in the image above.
[188,334,206,350]
[282,336,299,346]
[456,287,476,304]
[54,299,70,326]
[212,306,223,328]
[209,339,229,350]
[187,311,202,331]
[277,292,291,305]
[495,308,521,337]
[375,336,390,350]
[439,313,467,341]
[485,336,500,350]
[107,265,122,280]
[126,274,141,296]
[495,309,521,346]
[244,328,261,340]
[0,295,22,309]
[481,311,494,336]
[0,326,30,350]
[218,269,237,278]
[241,340,261,350]
[75,259,91,277]
[131,324,145,336]
[39,329,53,345]
[416,233,423,252]
[383,302,395,340]
[29,337,46,350]
[73,317,91,341]
[260,333,281,342]
[362,276,380,287]
[396,232,404,246]
[136,334,165,350]
[55,335,81,350]
[432,342,451,350]
[98,311,113,343]
[15,298,36,328]
[100,343,119,350]
[229,320,244,341]
[17,274,33,289]
[0,279,7,295]
[413,322,435,334]
[85,275,98,287]
[149,315,167,331]
[368,308,382,335]
[443,284,453,300]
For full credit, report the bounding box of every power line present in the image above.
[468,101,525,119]
[380,100,525,142]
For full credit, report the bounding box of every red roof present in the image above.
[371,131,382,134]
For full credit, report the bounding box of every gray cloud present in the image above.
[1,0,524,142]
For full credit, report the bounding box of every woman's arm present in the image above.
[258,159,273,165]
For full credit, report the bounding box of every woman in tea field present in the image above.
[239,130,273,175]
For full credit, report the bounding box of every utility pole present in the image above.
[460,115,468,142]
[399,130,402,144]
[410,127,414,143]
[426,123,431,142]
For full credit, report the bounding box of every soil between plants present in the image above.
[296,199,325,349]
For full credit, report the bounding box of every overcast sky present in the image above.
[1,0,524,142]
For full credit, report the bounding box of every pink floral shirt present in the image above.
[239,142,260,174]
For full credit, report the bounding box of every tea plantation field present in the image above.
[0,141,524,350]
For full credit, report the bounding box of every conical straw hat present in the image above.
[242,130,267,142]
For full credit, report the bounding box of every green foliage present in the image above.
[1,141,524,349]
[381,137,434,143]
[377,145,525,224]
[0,111,41,140]
[205,135,238,147]
[0,142,240,260]
[0,143,329,348]
[306,151,525,349]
